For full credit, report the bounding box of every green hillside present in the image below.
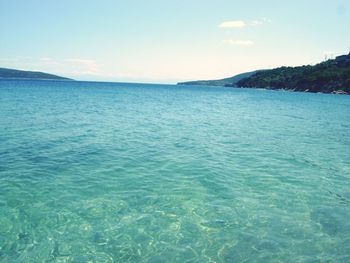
[0,68,72,80]
[236,53,350,94]
[177,70,261,86]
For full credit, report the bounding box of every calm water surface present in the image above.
[0,80,350,262]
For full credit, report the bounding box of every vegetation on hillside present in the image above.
[0,68,72,80]
[236,54,350,94]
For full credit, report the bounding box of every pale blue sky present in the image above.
[1,0,350,83]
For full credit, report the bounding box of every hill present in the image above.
[236,53,350,94]
[177,70,261,87]
[0,68,72,81]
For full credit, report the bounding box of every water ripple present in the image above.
[0,80,350,262]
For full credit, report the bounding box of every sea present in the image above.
[0,80,350,262]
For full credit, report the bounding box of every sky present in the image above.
[1,0,350,83]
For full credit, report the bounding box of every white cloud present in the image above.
[218,20,246,28]
[220,18,271,28]
[0,58,21,63]
[250,20,264,26]
[223,39,254,46]
[262,17,272,23]
[64,58,100,75]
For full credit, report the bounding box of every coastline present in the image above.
[177,83,350,95]
[233,86,350,95]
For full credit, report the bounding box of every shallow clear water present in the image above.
[0,80,350,262]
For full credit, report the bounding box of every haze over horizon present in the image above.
[1,0,350,83]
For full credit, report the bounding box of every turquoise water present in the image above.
[0,80,350,262]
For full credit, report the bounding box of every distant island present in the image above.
[0,68,72,81]
[178,52,350,95]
